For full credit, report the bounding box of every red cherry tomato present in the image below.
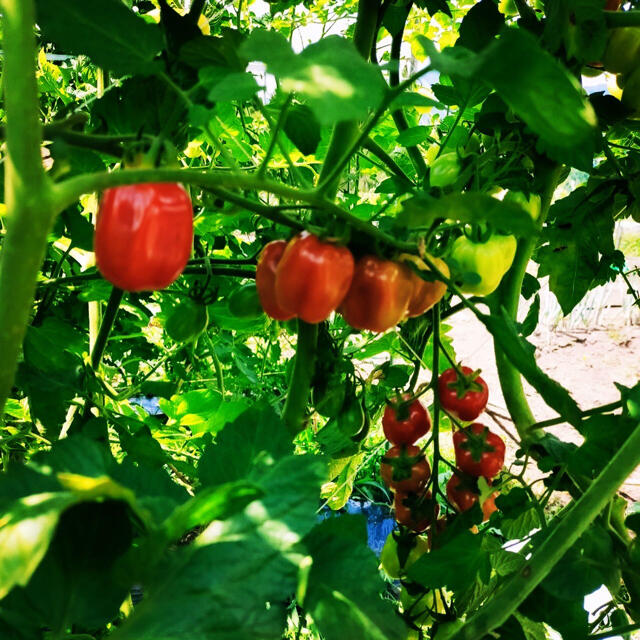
[438,367,489,422]
[256,241,296,321]
[447,475,498,522]
[95,183,193,291]
[340,256,414,332]
[382,397,431,445]
[453,423,505,479]
[380,445,431,492]
[394,491,439,532]
[273,232,354,324]
[446,474,479,512]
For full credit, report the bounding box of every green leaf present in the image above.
[35,0,163,76]
[242,32,385,125]
[482,309,583,427]
[201,69,260,102]
[417,29,598,169]
[407,531,492,591]
[283,103,322,155]
[197,404,292,488]
[302,516,406,640]
[320,454,364,510]
[399,193,538,236]
[520,586,589,639]
[396,126,431,146]
[457,0,505,52]
[112,455,325,640]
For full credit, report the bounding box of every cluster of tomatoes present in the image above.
[256,232,449,332]
[380,366,505,535]
[94,183,194,292]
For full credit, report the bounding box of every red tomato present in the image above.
[446,474,478,512]
[95,183,193,291]
[453,423,505,479]
[256,241,296,321]
[447,474,499,522]
[394,491,439,532]
[380,445,431,492]
[404,255,449,317]
[438,366,489,422]
[382,397,431,445]
[340,256,414,332]
[274,232,354,324]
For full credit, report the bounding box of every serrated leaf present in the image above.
[35,0,163,76]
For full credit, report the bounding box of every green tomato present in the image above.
[228,283,264,318]
[337,394,365,437]
[504,190,542,220]
[380,534,429,579]
[313,382,347,419]
[400,588,434,627]
[429,152,460,188]
[165,299,209,342]
[623,67,640,113]
[449,234,517,296]
[603,28,640,75]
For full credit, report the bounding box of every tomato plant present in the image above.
[1,1,640,639]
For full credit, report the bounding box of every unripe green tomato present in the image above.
[165,299,209,342]
[603,28,640,75]
[313,384,347,419]
[400,587,434,626]
[380,534,429,579]
[623,67,640,113]
[338,395,365,437]
[429,152,460,188]
[425,144,439,165]
[228,283,264,318]
[504,190,542,220]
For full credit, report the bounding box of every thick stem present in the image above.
[316,0,381,198]
[439,419,640,640]
[430,304,441,529]
[604,10,640,27]
[492,164,563,442]
[0,0,56,420]
[90,288,124,370]
[283,321,318,435]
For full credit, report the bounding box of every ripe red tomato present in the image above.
[447,474,498,521]
[274,232,354,324]
[446,474,478,512]
[438,366,488,422]
[340,256,414,332]
[256,240,296,321]
[380,445,431,492]
[95,183,193,291]
[382,397,431,445]
[394,491,439,532]
[453,423,505,479]
[406,255,449,317]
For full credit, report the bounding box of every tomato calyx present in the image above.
[445,366,485,398]
[455,425,496,462]
[381,444,431,492]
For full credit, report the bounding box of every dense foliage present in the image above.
[1,0,640,639]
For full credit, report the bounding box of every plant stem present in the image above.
[530,400,624,431]
[430,304,441,526]
[283,321,318,435]
[363,136,414,185]
[439,418,640,640]
[589,622,640,640]
[491,163,563,442]
[0,0,56,421]
[91,288,124,370]
[604,10,640,27]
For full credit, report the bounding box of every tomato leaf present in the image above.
[399,192,538,236]
[34,0,163,76]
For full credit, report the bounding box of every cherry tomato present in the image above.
[340,256,414,332]
[256,241,296,321]
[380,445,431,493]
[453,423,505,479]
[438,366,489,422]
[447,474,498,521]
[379,533,429,579]
[274,232,354,324]
[394,491,439,532]
[402,254,449,317]
[95,183,193,291]
[482,491,498,521]
[383,397,431,445]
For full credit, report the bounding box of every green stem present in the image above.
[363,136,414,184]
[430,304,441,527]
[530,400,624,431]
[491,163,563,442]
[283,321,318,435]
[91,288,124,370]
[590,622,640,640]
[0,0,56,421]
[205,334,225,396]
[604,10,640,27]
[439,419,640,640]
[316,0,381,198]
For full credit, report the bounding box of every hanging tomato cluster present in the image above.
[256,232,449,331]
[94,183,194,292]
